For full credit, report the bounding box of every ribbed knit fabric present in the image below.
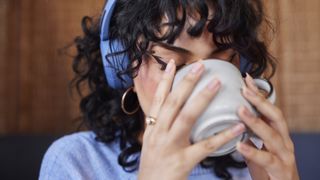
[39,131,251,180]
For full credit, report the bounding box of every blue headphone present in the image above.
[100,0,133,89]
[100,0,251,89]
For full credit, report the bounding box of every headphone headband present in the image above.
[100,0,116,41]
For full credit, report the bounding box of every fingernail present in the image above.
[231,123,245,136]
[246,73,259,91]
[165,59,175,73]
[190,62,203,74]
[244,86,256,96]
[246,73,253,82]
[237,142,251,153]
[245,73,253,84]
[241,106,253,118]
[207,79,220,91]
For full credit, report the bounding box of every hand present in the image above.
[236,74,300,180]
[138,60,246,180]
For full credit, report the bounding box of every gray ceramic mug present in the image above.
[172,59,276,157]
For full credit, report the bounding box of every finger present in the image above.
[245,73,259,94]
[243,78,294,152]
[241,141,270,180]
[156,62,204,131]
[238,106,288,158]
[169,78,220,140]
[144,59,176,136]
[184,123,246,164]
[149,59,176,117]
[236,142,282,175]
[242,86,290,141]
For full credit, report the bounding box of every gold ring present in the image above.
[145,116,157,125]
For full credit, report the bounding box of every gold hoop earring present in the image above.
[121,87,140,115]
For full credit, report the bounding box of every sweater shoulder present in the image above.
[39,131,125,180]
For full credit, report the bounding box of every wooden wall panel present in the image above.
[276,0,320,132]
[0,0,104,134]
[0,0,20,134]
[17,0,104,134]
[0,0,9,133]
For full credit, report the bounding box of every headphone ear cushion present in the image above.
[101,39,133,89]
[100,0,133,89]
[239,55,252,75]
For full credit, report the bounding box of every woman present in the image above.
[40,0,299,179]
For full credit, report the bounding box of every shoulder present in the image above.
[39,131,125,180]
[42,131,96,156]
[42,131,120,156]
[41,131,120,165]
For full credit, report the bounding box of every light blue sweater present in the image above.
[39,131,251,180]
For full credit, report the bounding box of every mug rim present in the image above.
[178,58,239,72]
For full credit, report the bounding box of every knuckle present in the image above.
[254,94,267,105]
[268,131,281,142]
[178,113,188,120]
[166,96,179,107]
[221,129,233,140]
[204,131,232,151]
[203,139,217,151]
[266,155,277,166]
[274,107,284,119]
[200,88,214,98]
[285,153,296,166]
[259,97,269,106]
[178,112,195,124]
[248,116,259,126]
[269,130,279,139]
[287,140,295,153]
[153,95,165,106]
[183,73,197,83]
[161,73,172,81]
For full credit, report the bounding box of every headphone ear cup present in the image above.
[101,39,133,89]
[100,0,133,89]
[239,55,252,75]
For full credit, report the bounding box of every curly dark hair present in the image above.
[71,0,276,179]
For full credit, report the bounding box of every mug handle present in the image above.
[253,78,276,104]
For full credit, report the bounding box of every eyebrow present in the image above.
[152,42,193,56]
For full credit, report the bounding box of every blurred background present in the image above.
[0,0,319,179]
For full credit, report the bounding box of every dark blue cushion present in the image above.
[291,133,320,180]
[0,135,58,180]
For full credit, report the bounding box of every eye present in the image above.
[151,55,185,71]
[152,55,167,70]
